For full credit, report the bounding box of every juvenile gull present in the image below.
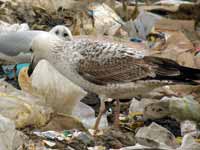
[28,33,200,131]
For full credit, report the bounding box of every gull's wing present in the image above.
[72,39,155,85]
[72,38,196,85]
[0,31,46,56]
[77,56,155,85]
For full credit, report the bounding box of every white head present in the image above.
[49,25,73,41]
[28,32,65,76]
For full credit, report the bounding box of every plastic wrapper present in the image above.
[177,133,200,150]
[124,11,162,39]
[181,120,198,136]
[129,98,158,114]
[0,114,27,150]
[88,2,124,36]
[135,122,179,149]
[0,81,52,128]
[144,96,200,122]
[72,102,108,129]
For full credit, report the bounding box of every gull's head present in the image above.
[28,32,64,76]
[49,25,73,41]
[31,32,60,57]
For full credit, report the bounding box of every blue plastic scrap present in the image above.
[2,63,30,79]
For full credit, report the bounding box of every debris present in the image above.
[88,129,104,136]
[33,130,65,141]
[0,114,27,150]
[95,127,136,149]
[115,143,169,150]
[18,59,87,115]
[145,84,200,100]
[2,63,29,79]
[177,132,200,150]
[72,102,108,129]
[149,18,197,67]
[41,113,87,132]
[130,37,143,43]
[32,129,94,149]
[73,131,94,145]
[129,98,158,114]
[0,81,52,128]
[88,146,106,150]
[124,11,162,39]
[146,32,166,50]
[43,140,56,148]
[155,19,195,32]
[144,117,181,137]
[88,2,125,36]
[151,31,195,67]
[120,112,144,131]
[135,122,179,149]
[180,120,198,136]
[144,96,200,123]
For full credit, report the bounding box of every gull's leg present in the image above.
[114,99,120,128]
[93,95,106,131]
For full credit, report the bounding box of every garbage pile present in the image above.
[0,0,199,150]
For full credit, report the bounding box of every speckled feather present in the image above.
[61,38,156,85]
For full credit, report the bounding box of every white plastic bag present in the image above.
[0,114,27,150]
[88,2,124,36]
[19,59,87,115]
[72,102,108,129]
[0,81,52,128]
[124,11,162,39]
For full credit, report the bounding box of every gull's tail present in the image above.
[144,56,200,82]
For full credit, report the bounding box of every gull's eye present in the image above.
[63,33,68,37]
[30,48,33,52]
[55,30,59,35]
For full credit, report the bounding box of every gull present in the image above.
[28,33,200,131]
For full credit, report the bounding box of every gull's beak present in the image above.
[28,56,35,77]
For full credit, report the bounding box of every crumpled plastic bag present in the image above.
[0,20,29,34]
[144,96,200,122]
[177,132,200,150]
[88,2,124,36]
[124,11,162,39]
[72,102,108,129]
[0,114,27,150]
[18,59,87,115]
[135,122,179,149]
[0,81,52,128]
